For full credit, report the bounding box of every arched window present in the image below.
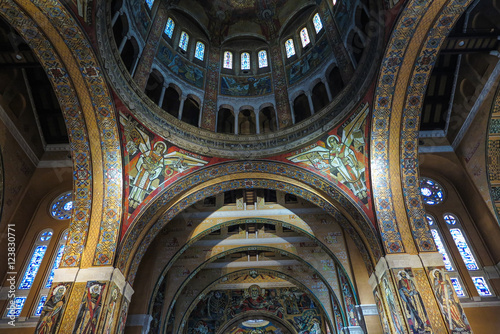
[241,52,250,70]
[6,229,53,317]
[145,0,154,9]
[300,27,311,47]
[33,230,69,317]
[426,215,454,271]
[50,191,73,220]
[313,13,323,33]
[223,51,233,69]
[285,39,295,58]
[164,17,175,39]
[420,177,445,205]
[179,31,189,51]
[195,42,205,61]
[258,50,268,68]
[332,0,337,5]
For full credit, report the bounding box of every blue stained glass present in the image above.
[450,278,465,297]
[145,0,154,9]
[444,214,457,225]
[300,28,311,47]
[19,245,47,289]
[164,18,175,39]
[34,295,47,316]
[45,244,65,288]
[431,229,453,271]
[449,228,479,270]
[40,231,53,242]
[223,51,233,69]
[426,215,435,226]
[420,178,445,205]
[313,14,323,33]
[6,297,27,317]
[195,42,205,60]
[51,192,73,220]
[179,31,189,51]
[472,277,492,296]
[241,52,250,70]
[285,39,295,58]
[258,50,268,68]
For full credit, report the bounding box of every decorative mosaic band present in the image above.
[0,0,93,268]
[200,46,220,131]
[371,0,433,254]
[270,42,293,128]
[487,74,500,223]
[399,0,473,253]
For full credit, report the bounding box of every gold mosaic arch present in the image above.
[371,0,473,254]
[118,165,383,284]
[0,0,123,267]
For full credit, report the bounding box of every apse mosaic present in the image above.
[186,286,326,334]
[226,320,290,334]
[157,40,206,89]
[281,102,372,219]
[119,113,210,225]
[286,38,331,86]
[220,74,273,96]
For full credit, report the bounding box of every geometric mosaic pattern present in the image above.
[487,85,500,223]
[0,0,123,268]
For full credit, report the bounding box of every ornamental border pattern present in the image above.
[487,67,500,223]
[122,176,377,285]
[0,0,93,268]
[371,0,432,254]
[399,0,473,253]
[28,0,123,267]
[117,161,383,280]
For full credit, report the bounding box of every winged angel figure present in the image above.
[287,105,368,202]
[121,116,207,210]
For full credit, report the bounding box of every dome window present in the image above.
[332,0,337,5]
[179,31,189,52]
[145,0,154,9]
[285,39,295,58]
[258,50,268,68]
[300,27,311,48]
[164,17,175,39]
[313,13,323,33]
[241,52,250,70]
[195,41,205,61]
[223,51,233,69]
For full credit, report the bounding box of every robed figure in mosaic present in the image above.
[35,285,68,334]
[397,270,431,333]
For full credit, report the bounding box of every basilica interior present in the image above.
[1,0,500,333]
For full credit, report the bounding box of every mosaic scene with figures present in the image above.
[0,0,499,333]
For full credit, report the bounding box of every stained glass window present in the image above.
[425,214,435,226]
[431,230,454,271]
[40,231,52,242]
[195,42,205,61]
[300,28,311,47]
[241,52,250,70]
[223,51,233,69]
[444,214,457,225]
[6,297,26,317]
[258,50,268,68]
[45,244,65,288]
[34,295,47,316]
[50,192,73,220]
[450,278,465,297]
[164,18,175,39]
[313,13,323,33]
[472,277,492,296]
[179,31,189,51]
[285,39,295,58]
[145,0,154,9]
[19,245,48,289]
[449,228,479,270]
[420,177,445,205]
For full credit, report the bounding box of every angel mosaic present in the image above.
[287,104,368,203]
[120,115,208,211]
